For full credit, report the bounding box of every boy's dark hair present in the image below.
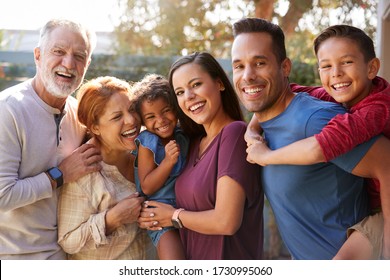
[168,52,244,138]
[314,25,376,62]
[232,17,287,64]
[132,74,177,125]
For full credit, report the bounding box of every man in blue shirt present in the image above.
[231,18,390,259]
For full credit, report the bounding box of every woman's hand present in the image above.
[138,201,176,230]
[105,192,145,235]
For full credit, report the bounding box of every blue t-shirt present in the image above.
[134,127,189,201]
[261,92,375,260]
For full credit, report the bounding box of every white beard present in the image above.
[41,66,83,98]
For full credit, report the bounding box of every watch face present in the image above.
[49,168,62,179]
[172,219,183,229]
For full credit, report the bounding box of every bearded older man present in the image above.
[0,19,102,259]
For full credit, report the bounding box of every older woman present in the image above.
[139,52,264,260]
[58,76,156,260]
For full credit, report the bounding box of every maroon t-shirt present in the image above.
[175,121,264,260]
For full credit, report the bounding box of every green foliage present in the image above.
[290,60,320,86]
[286,29,321,86]
[0,30,4,51]
[115,0,241,57]
[5,64,27,77]
[115,0,377,62]
[286,30,317,64]
[86,54,173,83]
[0,63,29,91]
[1,0,378,94]
[309,0,377,39]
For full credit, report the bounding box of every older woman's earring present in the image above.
[220,87,225,92]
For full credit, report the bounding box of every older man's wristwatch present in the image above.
[46,167,63,188]
[171,208,185,229]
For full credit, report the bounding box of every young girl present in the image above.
[132,74,189,260]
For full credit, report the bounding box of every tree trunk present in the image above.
[253,0,313,39]
[254,0,275,20]
[280,0,313,38]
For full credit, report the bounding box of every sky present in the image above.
[0,0,123,32]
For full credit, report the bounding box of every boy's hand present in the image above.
[245,113,263,147]
[246,139,271,166]
[244,129,264,147]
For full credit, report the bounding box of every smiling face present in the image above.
[92,91,141,152]
[171,62,225,127]
[231,32,291,121]
[140,97,178,141]
[35,26,91,99]
[317,37,378,108]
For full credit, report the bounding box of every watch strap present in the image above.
[172,208,185,228]
[56,174,64,188]
[172,208,184,220]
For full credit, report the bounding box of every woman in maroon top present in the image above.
[138,52,264,259]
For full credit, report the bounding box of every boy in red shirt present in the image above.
[246,25,390,259]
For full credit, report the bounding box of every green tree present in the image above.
[115,0,236,57]
[0,30,4,50]
[114,0,376,86]
[115,0,377,59]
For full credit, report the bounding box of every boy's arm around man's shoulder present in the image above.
[290,83,336,102]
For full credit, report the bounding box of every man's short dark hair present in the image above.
[233,17,287,64]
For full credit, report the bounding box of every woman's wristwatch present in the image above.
[171,208,185,229]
